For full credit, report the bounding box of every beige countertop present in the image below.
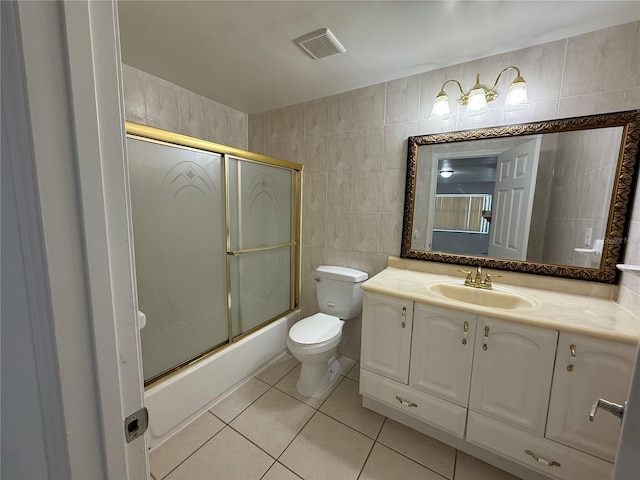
[362,266,640,345]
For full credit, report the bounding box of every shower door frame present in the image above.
[126,122,302,386]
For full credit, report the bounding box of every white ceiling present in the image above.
[118,1,640,114]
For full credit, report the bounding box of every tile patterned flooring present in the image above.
[150,354,520,480]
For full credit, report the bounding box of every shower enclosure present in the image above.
[126,123,302,385]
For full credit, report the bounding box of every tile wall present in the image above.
[122,64,248,150]
[542,128,621,267]
[248,21,640,357]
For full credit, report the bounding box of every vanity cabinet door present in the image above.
[546,332,635,462]
[361,292,413,383]
[409,303,476,407]
[469,316,557,436]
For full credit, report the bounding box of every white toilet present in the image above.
[287,265,368,397]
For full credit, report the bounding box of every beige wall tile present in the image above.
[354,127,383,171]
[264,141,283,159]
[328,91,356,134]
[351,171,381,213]
[122,64,146,123]
[178,88,206,139]
[301,246,326,280]
[385,74,421,125]
[327,173,352,212]
[349,213,379,253]
[626,21,640,88]
[264,108,283,145]
[355,83,386,129]
[383,122,418,170]
[558,91,625,118]
[144,74,179,131]
[623,86,640,109]
[303,174,328,212]
[380,169,406,214]
[305,98,329,137]
[229,108,248,150]
[325,212,350,250]
[249,112,265,147]
[327,132,354,172]
[283,103,305,141]
[562,22,636,97]
[302,211,326,247]
[509,39,566,104]
[378,213,403,256]
[283,139,305,163]
[304,136,328,173]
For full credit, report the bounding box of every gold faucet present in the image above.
[459,266,500,289]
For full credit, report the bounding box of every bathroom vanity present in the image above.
[359,258,639,480]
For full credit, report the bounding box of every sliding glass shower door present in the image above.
[127,126,301,385]
[128,138,228,382]
[227,157,294,337]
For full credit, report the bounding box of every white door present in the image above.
[547,333,635,462]
[469,316,557,436]
[63,1,148,477]
[361,292,413,383]
[488,136,541,260]
[410,304,476,407]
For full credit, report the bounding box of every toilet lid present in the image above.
[289,313,342,345]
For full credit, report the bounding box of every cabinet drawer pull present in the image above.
[401,306,406,328]
[462,321,469,345]
[525,450,561,467]
[567,344,576,372]
[395,395,417,408]
[483,326,489,350]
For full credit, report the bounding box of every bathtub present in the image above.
[144,310,299,449]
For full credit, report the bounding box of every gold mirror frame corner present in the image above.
[401,110,640,284]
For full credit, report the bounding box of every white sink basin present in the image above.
[428,283,538,311]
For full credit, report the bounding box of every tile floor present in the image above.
[150,354,521,480]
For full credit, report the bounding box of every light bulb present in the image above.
[503,76,529,111]
[466,87,488,116]
[439,170,453,178]
[430,91,451,120]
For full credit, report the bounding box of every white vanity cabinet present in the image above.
[360,292,413,383]
[409,303,476,407]
[469,316,558,436]
[546,332,636,462]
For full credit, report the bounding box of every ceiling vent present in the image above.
[294,28,346,60]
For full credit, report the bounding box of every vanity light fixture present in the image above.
[429,66,529,120]
[439,169,454,178]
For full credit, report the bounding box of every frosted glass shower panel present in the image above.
[228,158,293,250]
[128,138,228,381]
[230,247,292,337]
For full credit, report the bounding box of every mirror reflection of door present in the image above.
[488,136,541,260]
[430,154,498,257]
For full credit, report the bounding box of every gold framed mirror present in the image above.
[402,111,640,283]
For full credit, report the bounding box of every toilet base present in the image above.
[296,357,341,397]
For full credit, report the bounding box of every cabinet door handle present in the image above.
[462,321,469,345]
[482,326,489,350]
[395,395,417,408]
[525,450,561,467]
[567,344,576,372]
[401,306,406,328]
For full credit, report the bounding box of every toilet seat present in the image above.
[288,313,342,345]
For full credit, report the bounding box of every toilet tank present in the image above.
[315,266,368,319]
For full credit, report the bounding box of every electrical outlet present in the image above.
[585,227,593,246]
